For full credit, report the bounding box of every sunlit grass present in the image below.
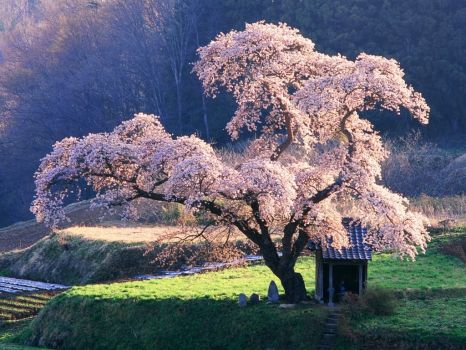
[354,296,466,340]
[4,230,465,349]
[63,257,315,300]
[369,249,466,290]
[24,258,325,350]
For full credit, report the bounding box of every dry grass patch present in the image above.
[58,223,245,244]
[409,195,466,227]
[58,224,183,243]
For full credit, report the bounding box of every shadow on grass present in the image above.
[23,294,327,350]
[336,328,466,350]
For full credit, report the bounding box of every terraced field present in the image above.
[0,277,68,323]
[0,292,58,322]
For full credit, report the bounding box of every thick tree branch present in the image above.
[271,111,294,161]
[135,188,264,247]
[300,109,356,216]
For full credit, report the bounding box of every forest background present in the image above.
[0,0,465,227]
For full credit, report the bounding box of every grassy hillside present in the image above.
[0,234,157,285]
[337,293,466,349]
[0,200,116,253]
[0,198,178,252]
[0,230,460,350]
[24,258,327,350]
[336,230,466,349]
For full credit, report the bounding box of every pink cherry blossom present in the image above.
[32,22,430,302]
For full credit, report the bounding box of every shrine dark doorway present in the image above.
[322,263,362,302]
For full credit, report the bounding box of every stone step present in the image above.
[330,309,342,313]
[317,310,341,350]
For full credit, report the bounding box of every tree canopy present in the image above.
[32,22,430,302]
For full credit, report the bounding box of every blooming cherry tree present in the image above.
[32,22,430,302]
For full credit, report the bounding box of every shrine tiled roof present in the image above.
[307,218,372,260]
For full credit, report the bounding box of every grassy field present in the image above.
[368,231,466,290]
[23,258,329,350]
[337,230,466,349]
[0,230,464,350]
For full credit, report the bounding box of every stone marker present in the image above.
[249,293,260,304]
[279,303,296,309]
[267,280,279,303]
[238,293,247,307]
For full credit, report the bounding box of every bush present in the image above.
[343,288,397,319]
[362,287,398,316]
[341,292,367,320]
[409,195,466,225]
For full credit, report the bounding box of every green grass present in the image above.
[353,295,466,340]
[337,231,466,349]
[49,256,315,300]
[21,258,328,350]
[5,230,466,350]
[0,321,50,350]
[336,294,466,349]
[368,235,466,290]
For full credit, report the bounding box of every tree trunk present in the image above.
[279,270,307,303]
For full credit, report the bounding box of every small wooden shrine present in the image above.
[307,218,372,305]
